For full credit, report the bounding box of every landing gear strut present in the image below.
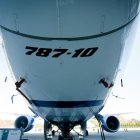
[44,120,52,140]
[80,121,88,140]
[58,123,74,140]
[44,121,74,140]
[99,122,106,140]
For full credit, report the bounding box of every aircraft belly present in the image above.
[1,28,124,102]
[1,27,130,123]
[0,0,140,123]
[32,106,102,122]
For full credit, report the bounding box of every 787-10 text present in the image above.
[25,46,98,58]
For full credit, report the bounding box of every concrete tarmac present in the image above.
[22,130,140,140]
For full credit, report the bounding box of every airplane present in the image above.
[0,0,140,140]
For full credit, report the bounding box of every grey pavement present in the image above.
[22,130,140,140]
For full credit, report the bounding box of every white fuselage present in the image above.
[0,0,140,123]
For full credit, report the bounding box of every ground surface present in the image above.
[22,129,140,140]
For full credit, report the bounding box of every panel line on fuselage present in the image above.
[0,12,139,41]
